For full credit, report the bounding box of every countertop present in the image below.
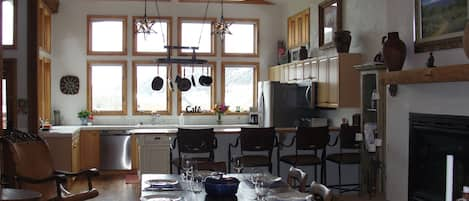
[39,124,339,137]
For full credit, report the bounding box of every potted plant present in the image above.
[77,110,91,125]
[213,104,229,124]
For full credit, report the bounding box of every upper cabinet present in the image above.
[268,53,361,109]
[288,9,310,49]
[38,1,52,53]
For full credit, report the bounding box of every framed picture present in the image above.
[319,0,342,49]
[414,0,467,52]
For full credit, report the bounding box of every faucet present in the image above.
[151,112,160,125]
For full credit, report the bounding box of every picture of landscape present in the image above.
[420,0,467,39]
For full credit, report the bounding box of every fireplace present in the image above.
[409,113,469,201]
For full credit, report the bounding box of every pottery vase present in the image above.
[334,30,352,53]
[80,118,88,125]
[383,32,406,71]
[463,22,469,58]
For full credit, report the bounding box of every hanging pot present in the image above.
[382,32,406,71]
[191,65,196,87]
[199,67,213,86]
[178,69,192,92]
[151,65,164,91]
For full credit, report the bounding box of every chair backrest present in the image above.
[296,126,330,150]
[176,128,216,159]
[310,181,335,201]
[2,129,58,201]
[239,127,276,152]
[339,125,360,149]
[287,166,308,192]
[196,161,227,173]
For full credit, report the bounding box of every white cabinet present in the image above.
[138,135,170,174]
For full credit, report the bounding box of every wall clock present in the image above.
[60,75,79,95]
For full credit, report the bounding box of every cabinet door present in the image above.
[328,57,339,106]
[281,65,288,83]
[140,146,170,174]
[288,64,296,81]
[72,136,80,172]
[302,11,310,45]
[274,67,281,81]
[303,61,312,79]
[311,59,319,80]
[295,63,303,80]
[269,67,275,81]
[80,130,100,170]
[318,59,329,105]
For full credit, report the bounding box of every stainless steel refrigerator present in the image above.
[258,81,298,128]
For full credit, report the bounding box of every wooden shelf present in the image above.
[382,64,469,85]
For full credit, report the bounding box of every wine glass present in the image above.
[231,156,244,173]
[181,156,192,181]
[255,181,269,201]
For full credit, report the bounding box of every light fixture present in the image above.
[135,0,156,39]
[213,0,232,40]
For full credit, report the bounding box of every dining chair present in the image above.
[287,166,308,192]
[310,181,335,201]
[196,161,227,173]
[228,127,278,173]
[1,129,99,201]
[170,128,218,174]
[326,124,361,193]
[279,126,330,183]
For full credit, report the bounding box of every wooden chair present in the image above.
[1,129,99,201]
[196,161,227,173]
[170,128,217,174]
[326,124,361,193]
[228,127,277,173]
[310,181,335,201]
[279,126,330,183]
[287,166,308,192]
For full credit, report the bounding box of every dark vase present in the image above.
[334,30,352,53]
[299,46,308,60]
[383,32,406,71]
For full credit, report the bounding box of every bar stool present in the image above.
[170,128,217,174]
[326,124,361,193]
[228,127,277,173]
[279,126,330,183]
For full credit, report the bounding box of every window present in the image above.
[2,0,15,48]
[222,62,258,113]
[132,62,171,115]
[178,17,216,56]
[133,16,172,55]
[2,59,17,129]
[223,19,259,56]
[87,16,127,55]
[87,61,127,115]
[177,63,215,114]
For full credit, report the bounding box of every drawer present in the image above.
[140,135,170,145]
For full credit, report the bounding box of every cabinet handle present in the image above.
[154,137,161,140]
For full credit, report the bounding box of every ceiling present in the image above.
[92,0,280,5]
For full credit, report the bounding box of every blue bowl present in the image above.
[204,177,240,197]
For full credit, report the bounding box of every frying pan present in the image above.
[151,65,164,91]
[178,68,192,92]
[199,67,213,86]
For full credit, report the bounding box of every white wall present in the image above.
[385,1,469,200]
[4,0,28,130]
[51,0,285,125]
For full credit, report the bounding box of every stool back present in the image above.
[296,126,330,151]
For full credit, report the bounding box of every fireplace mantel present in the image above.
[382,64,469,85]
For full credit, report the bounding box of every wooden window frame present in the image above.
[87,15,128,56]
[2,0,17,49]
[177,62,216,115]
[177,17,217,57]
[221,62,258,115]
[222,18,259,57]
[132,16,172,56]
[2,58,17,129]
[132,61,172,115]
[87,60,128,116]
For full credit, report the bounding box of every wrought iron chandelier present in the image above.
[135,0,156,39]
[213,0,232,41]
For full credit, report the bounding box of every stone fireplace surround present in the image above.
[385,81,469,201]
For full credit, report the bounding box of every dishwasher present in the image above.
[100,130,132,170]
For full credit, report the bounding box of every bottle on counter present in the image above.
[456,186,469,201]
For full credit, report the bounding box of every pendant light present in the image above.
[214,0,232,41]
[135,0,156,39]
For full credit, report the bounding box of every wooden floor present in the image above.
[70,174,385,201]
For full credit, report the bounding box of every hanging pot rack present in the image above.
[156,46,208,64]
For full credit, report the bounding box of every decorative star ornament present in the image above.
[214,16,232,41]
[136,16,157,40]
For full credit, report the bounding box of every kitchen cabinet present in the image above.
[269,66,281,82]
[138,135,170,174]
[288,8,310,49]
[80,130,100,170]
[72,134,80,173]
[38,57,51,122]
[317,53,362,108]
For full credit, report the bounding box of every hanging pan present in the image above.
[178,68,192,92]
[191,64,196,87]
[151,64,164,91]
[199,66,213,86]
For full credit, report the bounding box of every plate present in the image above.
[269,191,312,201]
[140,194,183,201]
[145,179,179,187]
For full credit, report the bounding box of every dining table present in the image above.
[140,173,312,201]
